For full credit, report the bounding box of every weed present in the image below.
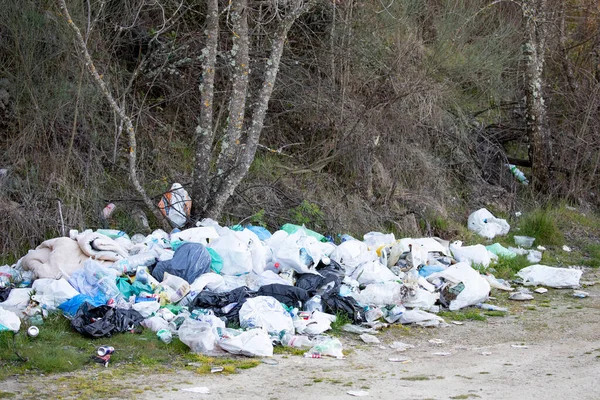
[483,310,507,317]
[0,392,16,398]
[273,346,305,356]
[400,375,432,381]
[438,309,486,321]
[288,200,325,232]
[583,244,600,268]
[330,312,352,335]
[488,255,530,280]
[517,209,564,247]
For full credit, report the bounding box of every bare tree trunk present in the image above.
[214,0,250,187]
[192,0,219,215]
[559,3,578,92]
[205,1,317,219]
[523,0,551,192]
[58,0,170,230]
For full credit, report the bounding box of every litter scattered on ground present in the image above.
[432,352,452,356]
[562,245,572,252]
[481,351,492,356]
[388,357,411,363]
[534,287,548,294]
[572,290,589,298]
[0,206,589,365]
[347,390,370,397]
[511,344,529,349]
[181,387,210,394]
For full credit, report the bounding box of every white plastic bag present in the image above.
[468,208,510,239]
[158,183,191,228]
[179,319,226,356]
[363,232,395,249]
[330,240,370,267]
[170,226,219,245]
[352,282,405,306]
[402,288,439,309]
[0,307,21,332]
[517,265,582,288]
[218,328,273,357]
[189,273,225,293]
[141,316,170,332]
[0,288,32,313]
[450,241,495,268]
[400,309,445,326]
[31,278,79,311]
[132,300,160,318]
[350,260,398,285]
[428,262,490,310]
[208,229,253,276]
[294,311,336,335]
[239,296,294,334]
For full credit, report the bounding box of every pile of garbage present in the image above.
[0,208,584,359]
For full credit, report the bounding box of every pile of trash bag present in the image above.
[0,209,585,358]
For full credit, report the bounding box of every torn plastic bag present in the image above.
[152,242,211,283]
[68,259,122,303]
[256,284,309,309]
[218,327,273,357]
[304,337,344,359]
[71,302,144,338]
[484,274,513,291]
[351,282,408,306]
[0,307,21,332]
[190,286,256,325]
[428,262,490,310]
[158,272,190,303]
[321,292,365,324]
[363,232,395,249]
[296,260,344,296]
[272,229,335,275]
[294,310,336,335]
[179,319,227,356]
[281,223,326,242]
[116,277,133,299]
[468,208,510,239]
[485,243,516,259]
[207,229,254,276]
[31,278,79,311]
[450,241,495,268]
[158,182,191,228]
[330,239,371,268]
[517,265,582,288]
[239,296,294,334]
[58,293,106,318]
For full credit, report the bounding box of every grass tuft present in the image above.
[517,209,564,247]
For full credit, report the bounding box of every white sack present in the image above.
[351,282,405,306]
[179,319,227,356]
[208,229,253,276]
[0,288,32,313]
[350,260,398,285]
[132,300,160,318]
[31,278,79,311]
[468,208,510,239]
[517,265,582,288]
[450,241,495,268]
[218,328,273,357]
[239,296,294,334]
[0,307,21,332]
[428,262,490,310]
[170,226,219,245]
[402,288,439,309]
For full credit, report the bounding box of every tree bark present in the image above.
[522,0,551,192]
[192,0,219,215]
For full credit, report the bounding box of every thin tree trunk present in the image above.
[192,0,219,215]
[215,0,250,185]
[205,1,317,219]
[523,0,551,192]
[58,0,170,230]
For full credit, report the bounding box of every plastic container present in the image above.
[514,235,535,248]
[507,164,529,185]
[157,329,173,344]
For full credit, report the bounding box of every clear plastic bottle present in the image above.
[507,164,529,185]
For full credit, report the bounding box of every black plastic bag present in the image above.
[190,286,256,325]
[71,302,144,338]
[321,292,365,324]
[0,287,11,302]
[152,242,212,283]
[256,284,309,309]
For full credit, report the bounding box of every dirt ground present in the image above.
[4,269,600,400]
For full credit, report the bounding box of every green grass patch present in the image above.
[330,311,352,335]
[516,209,564,247]
[483,310,507,317]
[273,346,306,356]
[0,392,16,398]
[438,309,487,321]
[583,244,600,268]
[488,254,531,280]
[400,375,432,381]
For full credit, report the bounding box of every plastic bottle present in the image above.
[157,329,173,344]
[506,164,529,185]
[299,248,313,267]
[136,266,149,284]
